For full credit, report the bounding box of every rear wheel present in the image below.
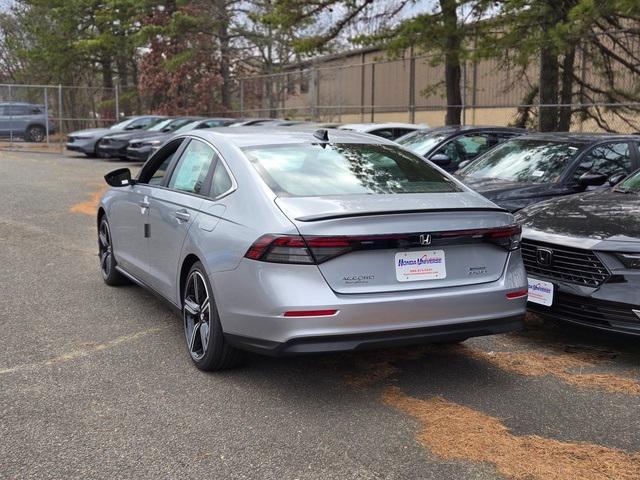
[183,262,244,371]
[25,125,46,142]
[98,217,128,286]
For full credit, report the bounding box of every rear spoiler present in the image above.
[296,207,508,222]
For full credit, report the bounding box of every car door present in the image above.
[0,105,8,135]
[108,138,186,283]
[566,141,636,191]
[146,137,218,301]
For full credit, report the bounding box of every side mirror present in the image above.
[577,172,608,187]
[104,168,135,187]
[608,172,627,186]
[430,153,452,166]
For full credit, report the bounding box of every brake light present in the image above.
[244,225,522,265]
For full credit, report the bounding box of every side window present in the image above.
[573,142,632,179]
[370,128,395,140]
[9,105,29,116]
[210,162,234,197]
[138,139,185,185]
[168,139,216,195]
[434,134,491,167]
[394,128,414,138]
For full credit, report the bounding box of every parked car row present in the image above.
[67,116,427,161]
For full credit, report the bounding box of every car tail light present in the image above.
[506,288,528,299]
[244,235,315,264]
[245,225,522,265]
[283,309,338,317]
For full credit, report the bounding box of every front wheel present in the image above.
[98,217,128,286]
[25,125,46,142]
[183,262,244,371]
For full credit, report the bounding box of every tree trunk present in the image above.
[557,46,576,131]
[538,43,559,132]
[101,57,115,119]
[440,0,462,126]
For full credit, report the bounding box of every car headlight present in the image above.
[147,139,163,146]
[615,253,640,269]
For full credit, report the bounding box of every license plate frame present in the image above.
[395,250,447,282]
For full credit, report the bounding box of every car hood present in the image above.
[517,190,640,244]
[275,192,504,222]
[131,133,171,144]
[69,127,112,137]
[103,130,162,141]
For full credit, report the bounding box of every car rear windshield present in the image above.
[458,139,583,183]
[243,143,461,196]
[396,129,454,156]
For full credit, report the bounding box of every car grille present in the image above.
[521,239,610,288]
[529,292,640,330]
[129,142,142,148]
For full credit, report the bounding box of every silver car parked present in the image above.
[98,128,527,371]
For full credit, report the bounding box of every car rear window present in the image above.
[243,143,461,197]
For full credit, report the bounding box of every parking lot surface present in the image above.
[1,150,639,479]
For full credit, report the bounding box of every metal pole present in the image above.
[239,78,244,117]
[58,84,63,153]
[360,53,366,122]
[370,63,375,123]
[44,87,50,145]
[462,60,467,125]
[409,47,416,123]
[114,85,120,122]
[8,84,13,145]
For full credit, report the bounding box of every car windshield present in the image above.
[109,118,135,130]
[243,143,461,197]
[458,139,583,183]
[147,119,174,131]
[616,170,640,193]
[396,129,454,156]
[174,121,201,134]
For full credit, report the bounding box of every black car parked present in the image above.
[457,133,640,211]
[396,126,525,172]
[515,169,640,336]
[96,117,200,158]
[125,117,235,161]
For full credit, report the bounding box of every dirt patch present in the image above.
[70,185,108,216]
[383,387,640,480]
[463,344,640,396]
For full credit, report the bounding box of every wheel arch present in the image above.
[179,253,201,305]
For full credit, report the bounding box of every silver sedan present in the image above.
[98,128,527,371]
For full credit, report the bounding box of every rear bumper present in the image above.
[226,315,524,356]
[210,251,528,350]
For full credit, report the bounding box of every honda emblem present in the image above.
[419,234,432,246]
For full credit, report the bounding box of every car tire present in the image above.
[183,262,245,371]
[98,216,128,286]
[25,125,46,143]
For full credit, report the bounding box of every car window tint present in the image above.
[168,139,215,194]
[370,128,395,139]
[9,105,29,115]
[148,155,175,185]
[433,134,491,166]
[244,143,461,196]
[573,142,632,179]
[210,162,233,197]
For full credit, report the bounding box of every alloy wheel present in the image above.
[98,220,113,278]
[183,271,211,361]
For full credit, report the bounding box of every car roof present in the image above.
[190,126,399,148]
[511,132,638,143]
[0,102,44,107]
[339,123,424,131]
[414,125,526,134]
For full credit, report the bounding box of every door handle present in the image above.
[139,200,150,208]
[174,210,191,222]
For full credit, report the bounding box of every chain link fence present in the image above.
[232,52,640,134]
[0,84,119,153]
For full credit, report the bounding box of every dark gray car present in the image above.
[515,169,640,336]
[0,102,56,142]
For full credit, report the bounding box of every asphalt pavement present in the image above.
[1,149,639,479]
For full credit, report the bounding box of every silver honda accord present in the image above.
[98,127,527,370]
